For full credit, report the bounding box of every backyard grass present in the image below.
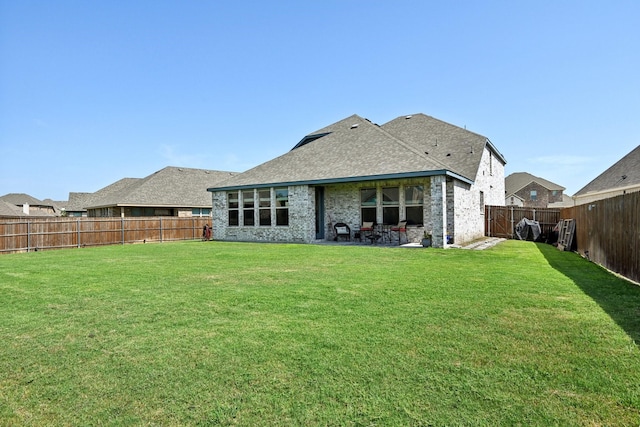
[0,240,639,426]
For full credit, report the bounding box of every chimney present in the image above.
[22,203,29,215]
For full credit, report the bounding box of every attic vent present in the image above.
[350,123,359,129]
[405,115,412,119]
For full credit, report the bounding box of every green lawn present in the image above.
[1,240,639,426]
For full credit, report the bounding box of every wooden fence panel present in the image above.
[485,206,561,240]
[0,216,211,253]
[561,192,640,284]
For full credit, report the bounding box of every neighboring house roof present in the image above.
[0,193,59,216]
[209,113,506,191]
[0,200,27,216]
[0,193,46,206]
[574,145,640,196]
[63,192,94,212]
[505,172,565,195]
[86,166,237,209]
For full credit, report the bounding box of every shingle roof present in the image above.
[381,113,506,181]
[86,167,238,209]
[209,113,504,191]
[505,172,565,195]
[0,193,45,206]
[0,200,27,216]
[574,145,640,196]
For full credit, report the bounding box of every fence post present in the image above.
[509,206,514,238]
[27,220,31,252]
[160,217,163,243]
[77,218,81,248]
[121,217,125,245]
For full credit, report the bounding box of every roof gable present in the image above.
[575,145,640,195]
[505,172,565,195]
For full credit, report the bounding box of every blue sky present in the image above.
[1,1,639,201]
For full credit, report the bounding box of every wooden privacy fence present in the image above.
[0,216,212,254]
[485,205,561,240]
[561,191,640,284]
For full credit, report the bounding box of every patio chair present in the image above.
[391,220,407,245]
[361,221,379,244]
[334,222,351,241]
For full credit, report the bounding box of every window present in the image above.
[192,208,211,217]
[243,190,255,226]
[259,189,271,226]
[275,187,289,226]
[382,187,399,224]
[480,191,485,212]
[405,185,424,225]
[530,190,537,201]
[228,192,239,226]
[360,188,376,223]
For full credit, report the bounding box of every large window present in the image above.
[243,190,254,226]
[275,188,289,226]
[360,188,376,223]
[405,185,423,225]
[382,187,399,225]
[259,189,271,226]
[228,192,239,226]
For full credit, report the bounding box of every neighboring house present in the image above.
[0,193,59,216]
[207,113,506,248]
[505,172,565,208]
[573,145,640,205]
[548,194,574,208]
[84,166,238,217]
[60,192,93,217]
[0,200,27,217]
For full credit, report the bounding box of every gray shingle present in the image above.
[574,145,640,195]
[209,113,505,191]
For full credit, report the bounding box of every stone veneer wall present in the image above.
[212,185,315,243]
[446,146,506,245]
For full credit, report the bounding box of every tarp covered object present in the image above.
[515,218,541,241]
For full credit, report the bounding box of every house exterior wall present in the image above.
[514,183,563,208]
[446,147,506,245]
[213,177,451,245]
[212,185,313,243]
[323,177,435,244]
[505,195,524,207]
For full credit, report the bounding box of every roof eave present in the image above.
[207,170,473,192]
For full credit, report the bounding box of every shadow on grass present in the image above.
[537,242,640,346]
